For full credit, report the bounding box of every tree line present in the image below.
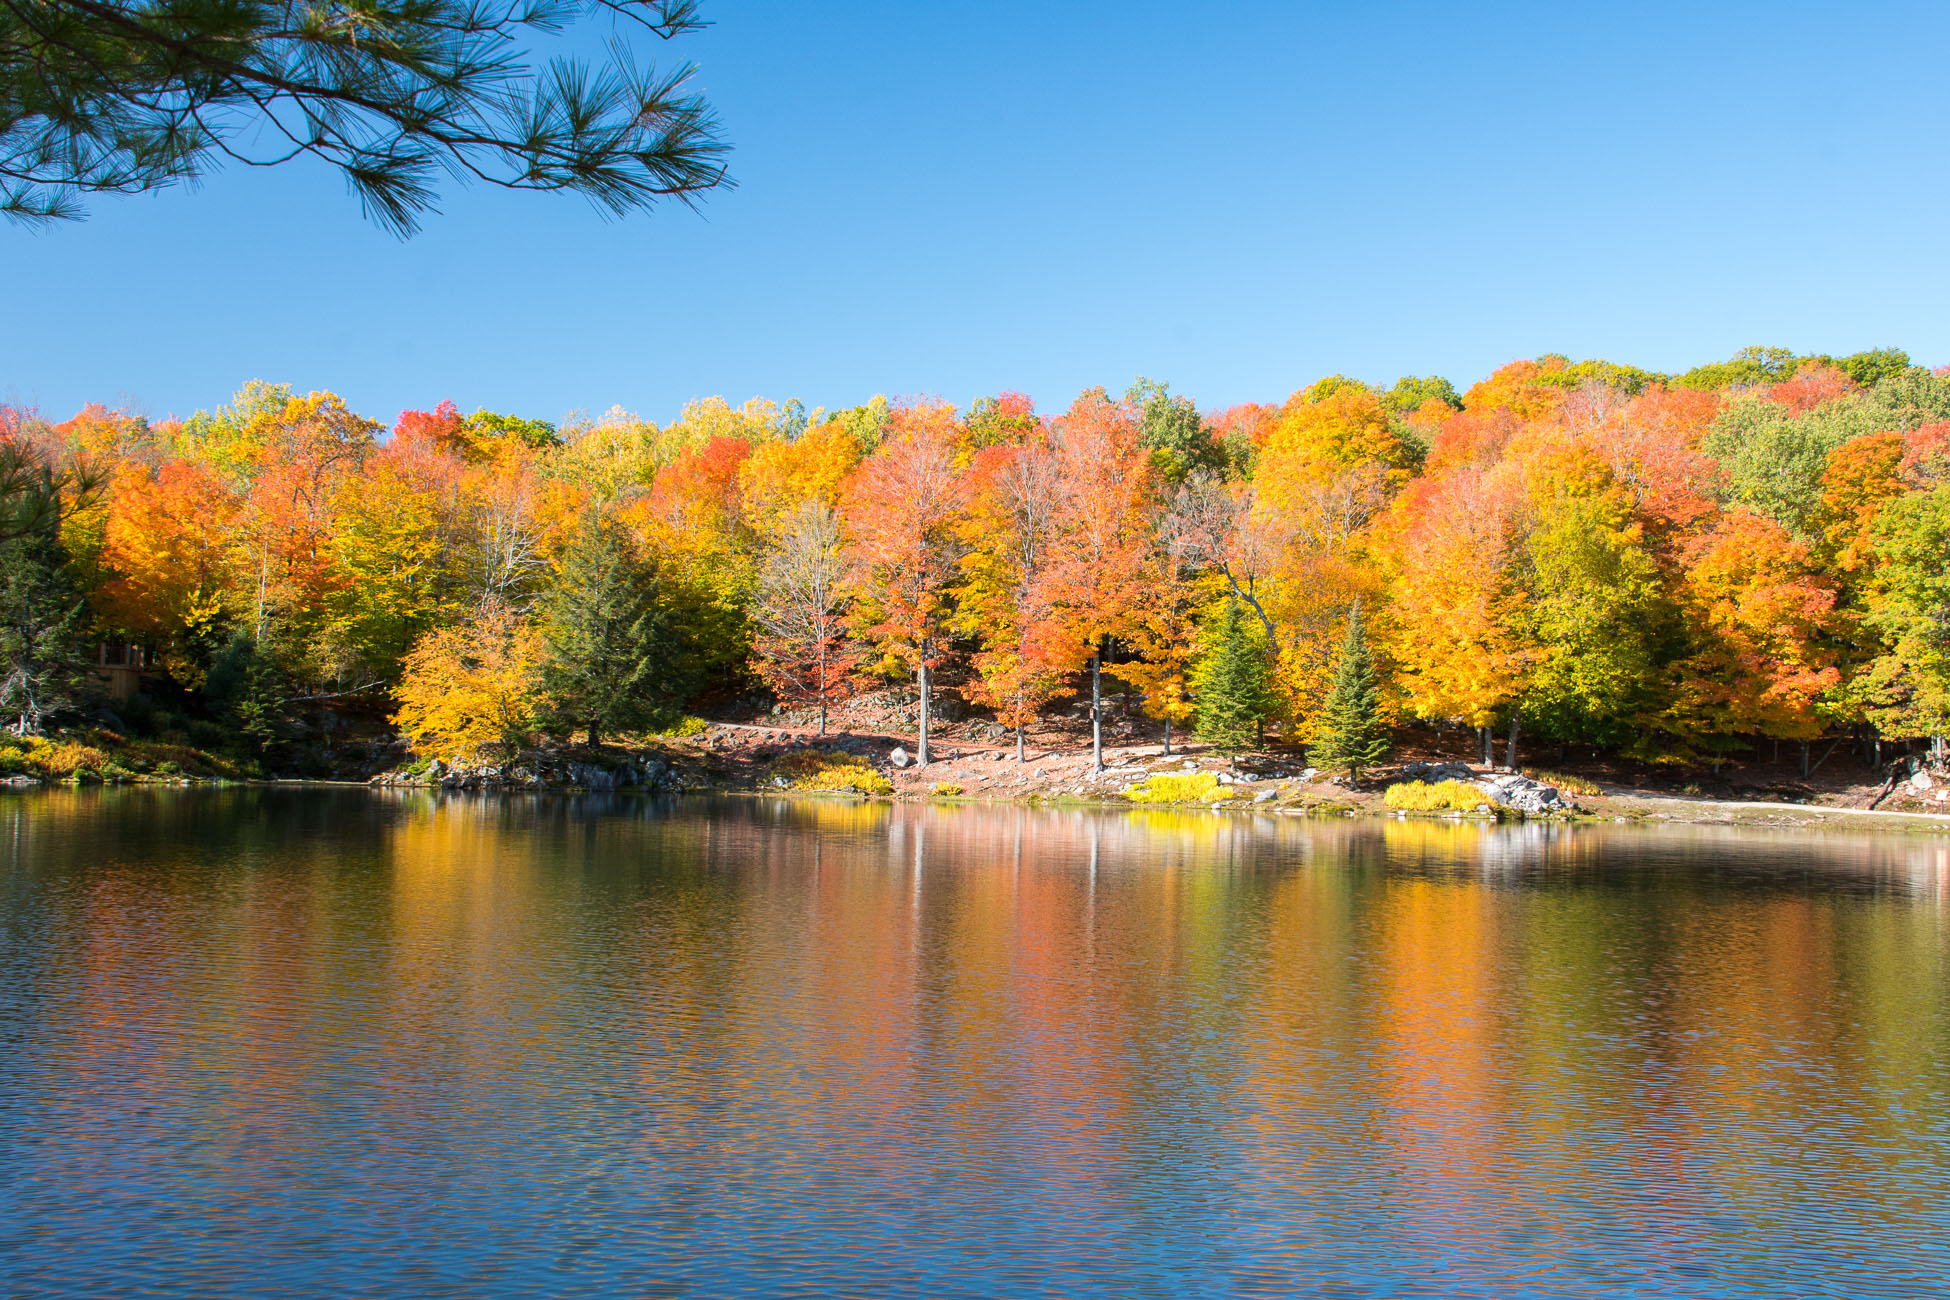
[3,343,1946,778]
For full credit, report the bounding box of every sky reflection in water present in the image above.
[0,790,1946,1297]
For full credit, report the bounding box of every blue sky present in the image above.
[6,0,1948,427]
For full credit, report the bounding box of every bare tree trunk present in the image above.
[917,658,930,767]
[1090,647,1103,774]
[1505,711,1520,773]
[1163,715,1172,757]
[588,721,600,749]
[1480,725,1491,767]
[1800,740,1810,779]
[1016,720,1025,763]
[818,703,827,737]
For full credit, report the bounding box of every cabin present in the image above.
[96,643,148,701]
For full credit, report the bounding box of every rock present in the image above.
[889,746,911,768]
[1253,789,1278,803]
[1911,770,1933,791]
[2,774,38,787]
[1300,768,1319,783]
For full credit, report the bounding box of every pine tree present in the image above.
[1310,604,1390,782]
[0,530,89,736]
[540,509,690,748]
[1194,598,1273,764]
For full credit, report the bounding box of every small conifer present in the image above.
[1310,604,1390,782]
[1194,599,1274,764]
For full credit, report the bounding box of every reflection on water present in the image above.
[0,789,1946,1296]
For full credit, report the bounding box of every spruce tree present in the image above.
[1193,599,1273,764]
[540,509,690,748]
[1310,604,1390,782]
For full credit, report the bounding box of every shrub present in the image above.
[772,749,892,795]
[1524,769,1600,797]
[931,782,964,797]
[646,715,709,739]
[1127,771,1226,804]
[1384,779,1494,813]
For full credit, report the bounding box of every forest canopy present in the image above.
[7,345,1949,772]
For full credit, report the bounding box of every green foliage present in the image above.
[1381,375,1461,415]
[0,525,91,735]
[2,0,731,233]
[1675,345,1803,390]
[1127,378,1223,484]
[1125,770,1226,803]
[1852,484,1950,739]
[204,632,289,760]
[1193,599,1275,756]
[464,410,559,450]
[1383,780,1490,812]
[1706,368,1950,535]
[1308,604,1390,780]
[1519,495,1666,745]
[540,508,693,746]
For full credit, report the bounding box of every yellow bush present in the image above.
[1384,779,1492,812]
[646,715,709,738]
[931,782,964,797]
[1523,769,1599,797]
[1126,771,1226,804]
[772,749,892,795]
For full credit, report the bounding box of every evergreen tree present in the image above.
[0,529,90,736]
[1310,604,1390,782]
[1194,598,1273,763]
[540,508,690,747]
[205,631,290,763]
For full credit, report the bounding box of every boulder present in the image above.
[889,747,911,768]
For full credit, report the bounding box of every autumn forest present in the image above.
[4,344,1948,778]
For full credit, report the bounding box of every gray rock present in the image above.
[1253,789,1278,804]
[889,747,911,768]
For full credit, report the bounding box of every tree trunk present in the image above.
[1505,711,1520,773]
[1479,725,1491,767]
[1090,647,1103,773]
[587,721,600,749]
[1016,720,1025,763]
[917,658,930,767]
[1163,715,1172,757]
[818,703,827,737]
[1800,740,1810,779]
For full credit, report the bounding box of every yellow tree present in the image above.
[96,461,245,686]
[393,602,546,758]
[954,432,1067,761]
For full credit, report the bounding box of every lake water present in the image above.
[1,790,1946,1297]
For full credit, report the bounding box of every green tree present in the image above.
[204,631,290,762]
[1127,378,1222,484]
[1308,604,1389,782]
[540,508,689,746]
[0,528,90,735]
[2,0,730,233]
[1193,598,1273,763]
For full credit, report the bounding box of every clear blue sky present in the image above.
[6,0,1948,428]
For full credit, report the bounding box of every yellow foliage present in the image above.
[931,781,964,797]
[1384,779,1493,812]
[1125,771,1227,803]
[1523,769,1600,797]
[737,421,862,537]
[770,749,893,795]
[392,604,545,758]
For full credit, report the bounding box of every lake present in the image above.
[1,789,1946,1297]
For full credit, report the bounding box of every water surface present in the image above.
[1,790,1946,1296]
